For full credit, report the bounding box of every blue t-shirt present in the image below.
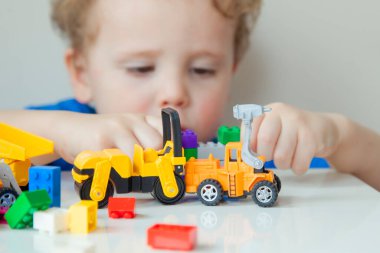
[27,98,96,170]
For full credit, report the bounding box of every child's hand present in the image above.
[55,112,163,163]
[250,103,341,175]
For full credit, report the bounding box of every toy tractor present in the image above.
[0,123,54,207]
[72,108,187,208]
[184,104,281,207]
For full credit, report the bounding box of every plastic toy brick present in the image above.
[147,223,197,251]
[0,206,8,224]
[4,190,52,229]
[29,166,61,207]
[181,129,198,149]
[217,125,240,145]
[198,142,225,160]
[184,148,198,161]
[33,207,69,233]
[108,197,135,219]
[68,200,97,234]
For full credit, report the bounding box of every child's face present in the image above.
[72,0,236,141]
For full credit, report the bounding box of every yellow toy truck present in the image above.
[0,123,54,207]
[72,108,187,208]
[184,104,281,207]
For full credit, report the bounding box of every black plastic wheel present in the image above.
[78,178,114,208]
[197,179,223,206]
[154,174,185,205]
[0,188,18,207]
[274,174,282,193]
[252,180,278,207]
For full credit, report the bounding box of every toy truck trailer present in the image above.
[0,123,54,207]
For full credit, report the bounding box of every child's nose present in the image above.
[157,81,190,109]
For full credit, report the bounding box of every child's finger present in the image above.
[256,115,282,161]
[132,117,163,150]
[113,130,140,158]
[145,115,163,135]
[249,114,265,153]
[291,130,315,175]
[273,121,298,170]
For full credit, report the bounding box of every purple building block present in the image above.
[181,129,198,149]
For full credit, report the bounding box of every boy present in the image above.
[1,0,379,191]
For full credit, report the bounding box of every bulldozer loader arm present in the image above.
[90,159,112,201]
[155,155,179,198]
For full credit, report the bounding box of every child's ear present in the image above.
[64,48,93,103]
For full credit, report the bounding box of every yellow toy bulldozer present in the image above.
[0,123,54,207]
[72,108,187,208]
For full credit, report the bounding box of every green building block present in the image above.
[5,190,52,229]
[184,148,198,161]
[217,125,240,145]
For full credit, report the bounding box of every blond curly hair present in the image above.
[51,0,261,62]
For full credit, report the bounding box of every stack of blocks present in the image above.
[182,129,198,161]
[29,166,61,207]
[4,190,51,229]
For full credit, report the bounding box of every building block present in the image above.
[68,200,97,234]
[4,190,51,229]
[198,142,225,160]
[29,166,61,207]
[217,125,240,145]
[181,129,198,149]
[184,148,197,161]
[108,197,135,219]
[147,223,197,251]
[0,206,8,224]
[33,207,69,234]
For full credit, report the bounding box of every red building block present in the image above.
[108,197,135,219]
[0,206,9,224]
[147,224,197,251]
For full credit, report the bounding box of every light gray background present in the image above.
[0,0,379,131]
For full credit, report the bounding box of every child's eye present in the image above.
[190,67,216,76]
[126,66,155,75]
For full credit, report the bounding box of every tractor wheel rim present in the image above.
[0,193,16,207]
[256,186,272,203]
[201,184,218,201]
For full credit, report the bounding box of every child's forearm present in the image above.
[327,115,380,191]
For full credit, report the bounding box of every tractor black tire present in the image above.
[0,188,18,207]
[78,178,114,208]
[154,174,185,205]
[0,188,18,208]
[274,174,282,193]
[252,180,278,207]
[197,179,223,206]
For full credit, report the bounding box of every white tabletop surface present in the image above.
[0,169,379,253]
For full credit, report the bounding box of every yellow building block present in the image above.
[68,201,97,234]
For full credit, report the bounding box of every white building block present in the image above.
[33,208,69,234]
[198,142,225,160]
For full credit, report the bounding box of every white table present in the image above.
[0,170,379,253]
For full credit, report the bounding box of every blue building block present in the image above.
[29,166,61,207]
[265,158,330,169]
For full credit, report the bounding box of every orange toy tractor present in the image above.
[184,104,281,207]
